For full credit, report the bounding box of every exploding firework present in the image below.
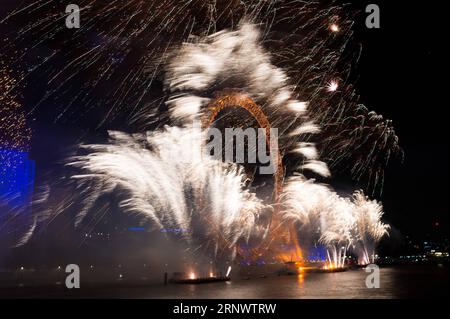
[28,24,390,264]
[1,0,401,193]
[280,176,389,266]
[163,23,329,181]
[351,191,390,265]
[41,126,267,259]
[4,2,395,266]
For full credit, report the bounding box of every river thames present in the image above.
[3,264,448,299]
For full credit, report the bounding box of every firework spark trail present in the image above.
[0,0,401,193]
[256,2,403,194]
[0,61,31,152]
[58,126,266,258]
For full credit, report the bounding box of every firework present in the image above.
[4,2,395,266]
[280,176,389,266]
[351,191,390,265]
[326,80,339,92]
[57,126,267,259]
[1,0,401,193]
[164,23,328,182]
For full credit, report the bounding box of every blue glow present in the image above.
[0,148,35,208]
[307,245,328,262]
[128,227,146,231]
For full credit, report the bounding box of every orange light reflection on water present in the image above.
[297,273,305,286]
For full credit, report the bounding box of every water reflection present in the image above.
[2,265,448,298]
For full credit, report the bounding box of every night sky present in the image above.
[347,0,448,241]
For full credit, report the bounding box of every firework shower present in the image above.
[0,0,447,303]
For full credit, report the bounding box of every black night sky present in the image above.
[347,0,448,242]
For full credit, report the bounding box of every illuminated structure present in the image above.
[202,92,302,260]
[201,92,284,200]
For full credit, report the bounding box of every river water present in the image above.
[3,264,447,298]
